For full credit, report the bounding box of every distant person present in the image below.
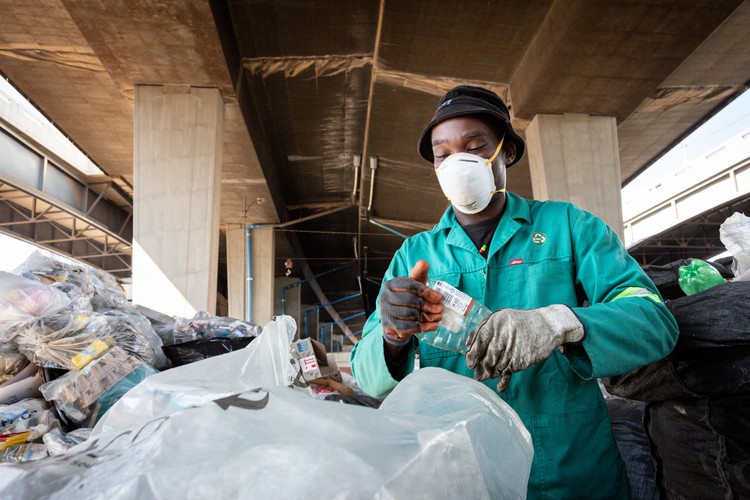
[350,85,678,498]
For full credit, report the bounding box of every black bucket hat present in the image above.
[417,85,525,167]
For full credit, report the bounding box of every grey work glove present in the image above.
[379,275,443,346]
[465,304,585,392]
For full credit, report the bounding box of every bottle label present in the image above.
[432,281,474,317]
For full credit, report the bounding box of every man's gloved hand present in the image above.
[380,260,443,346]
[465,304,584,392]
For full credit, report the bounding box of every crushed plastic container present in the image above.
[678,259,726,296]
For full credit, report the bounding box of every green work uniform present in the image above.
[351,192,679,499]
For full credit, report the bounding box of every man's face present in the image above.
[431,115,513,189]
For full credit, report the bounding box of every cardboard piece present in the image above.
[291,338,342,383]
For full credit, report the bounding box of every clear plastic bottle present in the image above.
[418,279,491,353]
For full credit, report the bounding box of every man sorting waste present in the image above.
[350,85,679,499]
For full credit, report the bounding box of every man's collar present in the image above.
[434,192,531,230]
[503,191,532,224]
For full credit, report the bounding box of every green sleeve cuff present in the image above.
[350,326,415,398]
[563,342,594,380]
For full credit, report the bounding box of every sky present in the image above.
[1,237,69,272]
[1,78,749,271]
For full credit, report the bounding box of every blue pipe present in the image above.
[368,218,408,239]
[338,311,366,324]
[321,325,364,344]
[301,293,361,338]
[245,206,354,323]
[280,261,356,315]
[246,226,357,322]
[245,225,252,323]
[318,311,365,343]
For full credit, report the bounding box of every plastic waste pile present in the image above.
[0,251,262,465]
[0,315,533,499]
[136,306,262,367]
[0,263,535,498]
[605,212,750,498]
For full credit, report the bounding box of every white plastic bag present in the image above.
[0,272,70,323]
[0,316,533,499]
[92,314,298,433]
[0,368,532,499]
[719,212,750,280]
[14,251,126,311]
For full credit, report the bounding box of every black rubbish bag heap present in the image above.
[605,271,750,499]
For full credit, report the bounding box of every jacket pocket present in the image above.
[506,259,577,309]
[529,403,628,499]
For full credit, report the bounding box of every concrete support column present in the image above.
[225,226,247,320]
[525,113,624,240]
[250,226,275,326]
[133,85,223,317]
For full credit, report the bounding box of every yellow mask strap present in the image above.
[486,135,506,195]
[484,134,505,167]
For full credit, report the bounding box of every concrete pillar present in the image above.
[225,226,247,320]
[525,114,624,240]
[133,85,223,318]
[250,226,275,326]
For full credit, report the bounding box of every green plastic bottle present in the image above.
[678,259,726,296]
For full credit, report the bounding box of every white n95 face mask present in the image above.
[436,136,505,214]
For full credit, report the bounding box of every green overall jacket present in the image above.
[351,192,678,499]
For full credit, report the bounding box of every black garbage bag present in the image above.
[604,280,750,499]
[604,281,750,401]
[605,345,750,401]
[161,337,255,367]
[324,394,383,408]
[641,257,734,300]
[646,396,750,499]
[606,398,658,500]
[665,281,750,349]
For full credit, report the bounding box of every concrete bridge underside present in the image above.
[1,0,749,326]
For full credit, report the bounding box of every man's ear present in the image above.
[503,142,517,165]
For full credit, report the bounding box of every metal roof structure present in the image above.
[0,120,132,276]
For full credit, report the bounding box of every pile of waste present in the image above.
[0,306,533,498]
[605,212,750,499]
[0,251,261,462]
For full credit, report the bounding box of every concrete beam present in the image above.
[508,0,587,118]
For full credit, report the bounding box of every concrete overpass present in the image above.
[0,0,749,333]
[625,127,750,265]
